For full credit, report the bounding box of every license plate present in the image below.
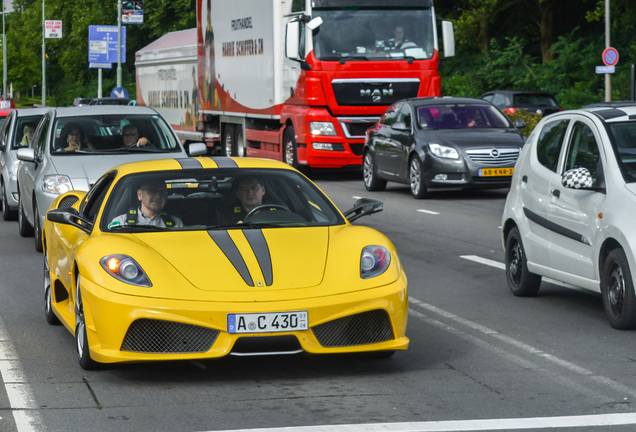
[227,311,308,334]
[479,167,514,177]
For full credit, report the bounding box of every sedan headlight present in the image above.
[429,143,459,159]
[360,245,391,279]
[11,160,20,178]
[42,175,73,194]
[100,255,152,287]
[309,121,337,136]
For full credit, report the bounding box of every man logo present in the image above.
[360,88,394,102]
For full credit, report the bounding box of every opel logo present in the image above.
[490,149,500,158]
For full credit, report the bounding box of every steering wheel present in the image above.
[243,203,290,221]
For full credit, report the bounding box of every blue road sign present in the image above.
[602,47,619,67]
[88,25,126,68]
[111,87,129,98]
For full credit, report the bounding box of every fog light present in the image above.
[312,142,334,151]
[434,174,448,181]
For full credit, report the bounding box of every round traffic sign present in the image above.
[602,47,619,66]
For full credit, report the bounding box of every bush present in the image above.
[505,111,542,136]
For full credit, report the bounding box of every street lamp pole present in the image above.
[3,0,7,99]
[42,0,46,106]
[605,0,611,102]
[117,0,122,88]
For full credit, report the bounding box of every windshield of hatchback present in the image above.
[51,114,181,154]
[416,104,512,130]
[608,122,636,183]
[312,7,434,61]
[101,168,344,232]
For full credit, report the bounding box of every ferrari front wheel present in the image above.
[75,276,100,370]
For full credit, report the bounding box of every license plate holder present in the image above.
[227,311,308,334]
[479,167,514,177]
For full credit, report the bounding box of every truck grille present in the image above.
[312,310,394,347]
[338,117,378,138]
[121,319,219,353]
[332,78,419,106]
[465,148,520,166]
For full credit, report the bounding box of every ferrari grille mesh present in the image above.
[58,196,79,208]
[121,319,219,353]
[312,310,394,347]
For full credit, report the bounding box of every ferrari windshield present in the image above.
[312,7,435,60]
[102,168,345,231]
[51,114,181,154]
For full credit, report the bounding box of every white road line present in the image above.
[0,315,44,432]
[417,209,440,215]
[204,412,636,431]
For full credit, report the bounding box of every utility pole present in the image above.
[42,0,46,106]
[605,0,611,102]
[117,0,122,88]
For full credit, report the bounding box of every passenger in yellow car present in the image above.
[108,180,183,228]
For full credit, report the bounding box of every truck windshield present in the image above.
[312,7,434,61]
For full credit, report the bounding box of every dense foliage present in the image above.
[2,0,636,108]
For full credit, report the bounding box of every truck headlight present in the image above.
[309,122,337,136]
[429,143,459,159]
[42,175,73,194]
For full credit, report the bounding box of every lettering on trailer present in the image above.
[231,17,253,31]
[147,90,193,109]
[222,39,264,57]
[158,68,177,81]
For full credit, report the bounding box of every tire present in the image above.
[222,124,235,156]
[283,126,299,168]
[2,182,17,221]
[601,248,636,329]
[34,203,43,253]
[234,126,246,157]
[75,276,100,370]
[504,226,541,296]
[18,194,34,237]
[44,247,61,325]
[363,152,387,191]
[409,156,429,199]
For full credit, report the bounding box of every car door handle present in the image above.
[522,175,528,183]
[551,188,560,198]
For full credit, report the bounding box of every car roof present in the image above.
[47,105,158,117]
[14,107,52,117]
[406,96,493,107]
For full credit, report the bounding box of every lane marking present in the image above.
[0,315,44,432]
[417,209,440,215]
[205,412,636,431]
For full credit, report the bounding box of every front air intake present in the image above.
[121,319,219,353]
[312,310,394,347]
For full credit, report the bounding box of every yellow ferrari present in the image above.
[42,157,408,369]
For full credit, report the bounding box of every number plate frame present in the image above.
[227,311,308,334]
[479,167,514,177]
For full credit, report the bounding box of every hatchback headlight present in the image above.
[309,121,337,136]
[360,245,391,279]
[429,143,459,159]
[42,175,73,194]
[100,255,152,287]
[11,160,20,178]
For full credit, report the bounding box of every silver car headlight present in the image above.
[309,121,337,136]
[100,255,152,287]
[429,143,459,159]
[360,245,391,279]
[42,175,73,194]
[11,160,20,178]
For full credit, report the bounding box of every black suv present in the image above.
[481,90,561,116]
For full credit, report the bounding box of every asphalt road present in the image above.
[1,171,635,432]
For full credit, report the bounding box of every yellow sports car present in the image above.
[43,157,408,369]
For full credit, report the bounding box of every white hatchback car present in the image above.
[502,105,636,329]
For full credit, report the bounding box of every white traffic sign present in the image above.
[45,20,62,39]
[596,65,615,74]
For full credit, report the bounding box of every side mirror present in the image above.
[17,147,35,162]
[515,118,527,129]
[391,121,409,131]
[306,16,323,31]
[187,142,207,156]
[343,198,383,223]
[47,207,92,233]
[285,21,301,60]
[561,167,598,190]
[441,20,455,58]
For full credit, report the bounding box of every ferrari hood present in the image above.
[137,227,329,291]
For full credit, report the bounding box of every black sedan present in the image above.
[363,97,526,198]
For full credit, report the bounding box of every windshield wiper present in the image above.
[339,56,370,63]
[109,224,168,231]
[209,222,280,230]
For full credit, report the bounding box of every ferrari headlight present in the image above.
[100,255,152,287]
[360,245,391,279]
[42,175,73,194]
[309,121,337,136]
[429,143,459,159]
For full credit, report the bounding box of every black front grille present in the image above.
[465,148,519,166]
[312,310,394,347]
[332,79,420,106]
[58,196,79,208]
[121,319,220,353]
[348,143,364,156]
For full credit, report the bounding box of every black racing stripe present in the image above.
[207,230,254,286]
[209,157,239,168]
[175,158,203,169]
[243,229,273,286]
[523,207,591,246]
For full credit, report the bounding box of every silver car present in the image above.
[17,105,206,252]
[502,105,636,329]
[0,108,49,220]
